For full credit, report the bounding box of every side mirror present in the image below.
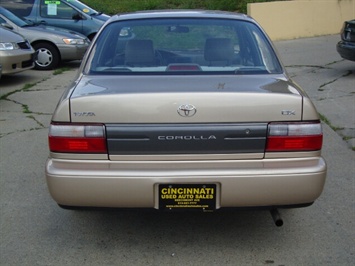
[72,12,83,20]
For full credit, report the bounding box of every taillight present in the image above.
[266,122,323,152]
[49,123,107,153]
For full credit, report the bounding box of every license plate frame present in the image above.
[158,184,216,211]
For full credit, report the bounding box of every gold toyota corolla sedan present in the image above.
[45,10,327,225]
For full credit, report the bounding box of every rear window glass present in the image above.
[86,18,282,75]
[1,0,35,17]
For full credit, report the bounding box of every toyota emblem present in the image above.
[177,104,197,117]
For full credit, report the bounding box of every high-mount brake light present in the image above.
[48,124,107,153]
[166,64,202,71]
[266,122,323,152]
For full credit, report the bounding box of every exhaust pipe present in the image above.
[270,209,283,227]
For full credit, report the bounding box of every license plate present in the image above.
[159,184,216,211]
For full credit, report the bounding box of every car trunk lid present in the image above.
[69,75,304,158]
[70,75,303,124]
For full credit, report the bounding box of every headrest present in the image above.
[125,39,155,66]
[204,38,234,62]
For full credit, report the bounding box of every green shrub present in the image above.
[81,0,281,15]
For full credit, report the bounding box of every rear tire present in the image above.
[33,43,60,70]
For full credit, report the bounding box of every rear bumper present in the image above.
[336,41,355,61]
[45,157,327,209]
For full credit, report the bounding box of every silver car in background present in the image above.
[46,10,327,226]
[0,26,35,77]
[0,7,90,70]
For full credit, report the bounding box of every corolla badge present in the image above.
[177,104,197,117]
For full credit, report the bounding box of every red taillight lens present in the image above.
[266,122,323,152]
[48,124,107,153]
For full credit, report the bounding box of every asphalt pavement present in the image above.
[0,35,354,265]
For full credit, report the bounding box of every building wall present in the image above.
[247,0,355,40]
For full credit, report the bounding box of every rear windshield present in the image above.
[85,18,283,75]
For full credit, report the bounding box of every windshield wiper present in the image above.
[100,67,132,72]
[91,12,103,16]
[234,67,269,74]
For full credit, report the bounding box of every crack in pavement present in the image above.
[0,126,45,138]
[319,70,354,90]
[285,64,332,69]
[2,98,52,116]
[0,87,51,138]
[26,115,46,128]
